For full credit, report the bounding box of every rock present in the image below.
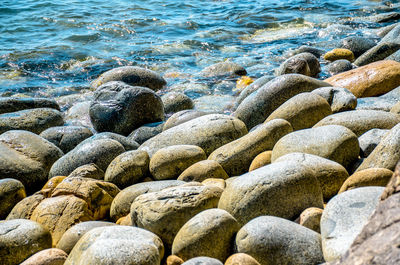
[105,150,149,188]
[276,55,311,76]
[224,253,261,265]
[0,178,26,219]
[40,176,66,196]
[130,183,222,248]
[200,61,246,77]
[0,108,64,135]
[202,178,226,190]
[110,180,185,221]
[208,119,292,176]
[89,81,164,135]
[49,138,125,178]
[235,216,324,265]
[167,255,184,265]
[150,145,206,180]
[377,22,400,37]
[354,42,400,66]
[0,130,63,193]
[314,110,400,137]
[6,193,45,220]
[235,76,273,108]
[326,60,354,75]
[20,248,68,265]
[287,45,325,58]
[249,150,272,171]
[0,97,60,114]
[325,60,400,98]
[371,12,400,23]
[193,95,234,113]
[178,160,228,182]
[311,86,357,113]
[271,125,359,169]
[387,49,400,62]
[90,66,166,91]
[234,74,330,129]
[339,168,393,193]
[265,92,332,131]
[65,226,164,265]
[140,114,247,157]
[218,161,323,225]
[84,132,139,151]
[129,121,165,144]
[356,96,395,111]
[274,152,349,200]
[356,123,400,171]
[379,24,400,45]
[0,219,52,265]
[320,187,384,262]
[358,129,389,157]
[64,101,93,129]
[30,195,93,246]
[324,49,355,62]
[339,36,376,58]
[163,110,209,131]
[182,257,223,265]
[162,92,194,114]
[67,163,104,180]
[56,221,116,254]
[39,126,93,153]
[390,100,400,113]
[172,208,239,261]
[300,207,323,233]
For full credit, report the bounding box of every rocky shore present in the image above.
[2,10,400,265]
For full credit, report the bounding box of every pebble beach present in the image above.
[1,0,400,264]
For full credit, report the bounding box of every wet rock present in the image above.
[354,42,400,66]
[314,110,400,136]
[339,36,376,58]
[271,125,359,169]
[65,226,164,265]
[0,97,60,114]
[139,114,247,157]
[56,221,116,254]
[0,219,52,265]
[236,216,324,265]
[387,49,400,62]
[0,130,63,193]
[182,257,223,265]
[300,207,323,233]
[376,22,400,38]
[129,121,164,144]
[276,55,311,76]
[370,12,400,23]
[6,193,45,220]
[105,150,149,188]
[339,168,393,193]
[0,108,64,135]
[208,119,292,176]
[163,110,209,131]
[110,180,184,221]
[162,92,194,114]
[91,66,166,91]
[326,60,354,75]
[0,178,26,219]
[265,92,332,131]
[379,24,400,45]
[49,138,125,178]
[78,131,139,151]
[358,128,389,157]
[218,161,323,225]
[172,208,239,261]
[324,49,354,62]
[312,86,357,113]
[167,255,184,265]
[64,101,93,129]
[234,74,330,129]
[224,253,261,265]
[235,76,273,108]
[89,81,164,135]
[287,45,325,58]
[178,160,229,182]
[200,61,246,77]
[20,248,68,265]
[249,150,272,171]
[325,60,400,98]
[130,183,222,248]
[39,126,93,153]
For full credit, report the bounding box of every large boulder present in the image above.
[234,74,330,129]
[89,81,164,135]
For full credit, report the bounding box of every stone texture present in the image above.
[235,76,273,108]
[139,114,247,157]
[276,54,311,76]
[167,255,184,265]
[6,193,45,220]
[208,119,292,176]
[324,49,355,62]
[218,161,323,225]
[0,178,26,219]
[172,208,239,261]
[83,132,139,151]
[105,150,149,188]
[299,207,324,233]
[162,92,194,114]
[163,110,209,131]
[65,226,164,265]
[130,183,223,248]
[234,74,330,129]
[67,163,104,180]
[379,24,400,45]
[129,121,165,144]
[326,60,354,75]
[150,145,207,180]
[324,60,400,98]
[89,81,164,135]
[271,125,359,169]
[200,61,246,77]
[339,36,376,58]
[91,66,166,91]
[224,253,261,265]
[235,216,324,265]
[0,97,60,114]
[265,92,332,131]
[339,168,393,193]
[354,42,400,66]
[182,257,223,265]
[202,178,226,190]
[311,86,357,113]
[39,126,93,153]
[320,187,384,262]
[314,110,400,136]
[358,128,389,157]
[0,219,52,265]
[20,248,68,265]
[178,160,228,182]
[249,150,272,171]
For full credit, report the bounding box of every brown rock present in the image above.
[325,60,400,98]
[339,168,393,193]
[249,151,272,171]
[6,193,45,220]
[67,163,104,180]
[167,255,184,265]
[116,215,132,226]
[20,248,68,265]
[224,253,261,265]
[300,207,324,233]
[178,160,229,182]
[201,178,226,190]
[324,49,355,62]
[41,176,66,197]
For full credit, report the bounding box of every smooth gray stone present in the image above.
[339,36,376,58]
[40,126,93,153]
[379,24,400,45]
[312,86,357,113]
[326,60,354,75]
[182,257,223,265]
[128,122,165,144]
[358,129,389,157]
[354,42,400,66]
[235,76,273,108]
[162,92,194,114]
[80,132,139,151]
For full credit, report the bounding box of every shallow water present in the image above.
[0,0,398,102]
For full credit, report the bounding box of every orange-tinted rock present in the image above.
[20,248,68,265]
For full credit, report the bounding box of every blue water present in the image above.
[0,0,397,99]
